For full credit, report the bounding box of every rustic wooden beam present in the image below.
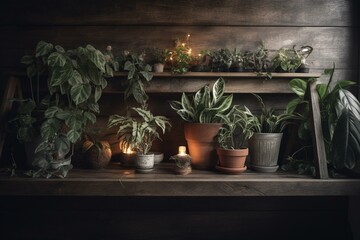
[1,164,359,196]
[308,80,329,179]
[0,76,22,161]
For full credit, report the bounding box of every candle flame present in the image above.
[124,147,134,154]
[178,146,187,156]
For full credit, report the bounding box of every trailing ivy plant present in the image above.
[19,41,112,178]
[169,77,233,123]
[123,52,153,109]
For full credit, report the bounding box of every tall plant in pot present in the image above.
[107,107,171,173]
[14,41,111,178]
[216,106,258,174]
[169,77,233,169]
[248,94,295,172]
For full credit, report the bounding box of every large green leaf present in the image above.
[55,134,71,157]
[85,46,106,72]
[50,67,73,86]
[169,101,182,111]
[331,109,360,170]
[212,78,225,104]
[40,118,61,139]
[212,94,233,113]
[140,71,153,81]
[35,41,53,57]
[84,111,96,124]
[336,89,360,119]
[48,52,67,67]
[67,129,81,143]
[94,86,102,102]
[68,70,83,86]
[181,92,194,114]
[289,78,307,97]
[70,83,91,105]
[316,84,328,100]
[177,109,194,122]
[44,106,60,118]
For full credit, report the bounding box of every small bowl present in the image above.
[151,152,164,164]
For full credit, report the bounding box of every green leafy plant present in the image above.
[287,65,360,174]
[272,46,302,72]
[217,106,258,149]
[251,94,296,133]
[169,77,233,123]
[107,107,171,155]
[169,38,192,74]
[123,52,153,108]
[209,48,233,72]
[18,41,111,178]
[152,47,169,64]
[103,45,120,77]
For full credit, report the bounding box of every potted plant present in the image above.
[209,48,232,72]
[286,65,360,176]
[296,46,313,73]
[169,77,233,169]
[272,46,302,73]
[14,41,112,178]
[253,44,272,79]
[189,53,210,72]
[168,36,192,74]
[107,107,171,173]
[229,48,244,72]
[216,106,258,174]
[248,94,296,172]
[242,51,255,72]
[151,47,168,73]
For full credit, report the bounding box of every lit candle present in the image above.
[178,146,187,156]
[171,146,192,175]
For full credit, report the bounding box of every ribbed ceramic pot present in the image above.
[184,123,222,170]
[249,133,283,173]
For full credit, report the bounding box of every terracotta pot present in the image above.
[249,133,283,172]
[217,148,248,168]
[184,122,222,170]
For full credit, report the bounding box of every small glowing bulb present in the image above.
[178,146,187,156]
[198,53,202,57]
[187,34,190,37]
[182,43,185,47]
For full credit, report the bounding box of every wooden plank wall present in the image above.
[0,0,359,160]
[0,0,359,81]
[0,1,359,239]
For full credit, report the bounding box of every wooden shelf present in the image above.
[107,72,321,94]
[1,163,359,197]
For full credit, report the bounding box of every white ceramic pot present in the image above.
[135,153,155,173]
[153,63,164,73]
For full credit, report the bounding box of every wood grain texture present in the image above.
[106,75,309,94]
[0,0,355,27]
[0,26,358,72]
[0,164,359,196]
[308,81,329,179]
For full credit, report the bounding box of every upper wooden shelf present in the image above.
[0,163,359,197]
[114,72,321,78]
[107,72,321,94]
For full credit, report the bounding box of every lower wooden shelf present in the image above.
[1,163,359,197]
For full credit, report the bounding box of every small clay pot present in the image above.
[153,63,165,72]
[174,166,192,175]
